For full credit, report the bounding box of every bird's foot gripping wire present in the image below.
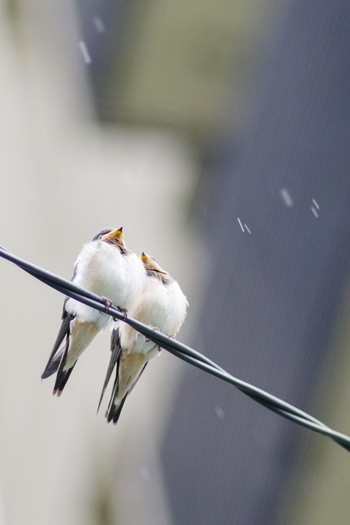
[114,306,128,321]
[101,297,113,312]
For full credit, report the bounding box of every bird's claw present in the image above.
[101,297,113,312]
[145,326,160,342]
[117,307,128,321]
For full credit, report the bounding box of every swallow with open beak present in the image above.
[41,227,145,395]
[100,252,188,424]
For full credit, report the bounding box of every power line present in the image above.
[1,245,349,452]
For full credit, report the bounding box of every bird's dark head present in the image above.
[92,228,114,241]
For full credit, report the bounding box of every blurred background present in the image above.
[1,0,350,523]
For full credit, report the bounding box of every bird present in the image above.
[100,251,188,424]
[41,227,145,395]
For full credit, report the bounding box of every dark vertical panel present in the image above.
[74,0,132,117]
[163,1,350,524]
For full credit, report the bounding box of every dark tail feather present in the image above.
[106,395,127,425]
[97,327,122,413]
[105,361,149,424]
[103,327,149,424]
[53,360,76,395]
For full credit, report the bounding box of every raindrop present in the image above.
[214,406,225,419]
[312,198,320,210]
[79,41,92,64]
[237,217,245,232]
[93,16,106,33]
[279,188,294,207]
[140,466,151,482]
[310,206,319,218]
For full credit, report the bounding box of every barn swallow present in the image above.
[41,227,145,395]
[100,252,188,424]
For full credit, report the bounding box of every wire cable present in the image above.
[1,245,349,451]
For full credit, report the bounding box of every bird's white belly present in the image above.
[67,243,144,325]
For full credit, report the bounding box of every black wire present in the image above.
[1,245,350,452]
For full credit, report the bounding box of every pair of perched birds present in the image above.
[41,227,188,424]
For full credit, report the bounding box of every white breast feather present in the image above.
[120,273,188,355]
[65,241,145,326]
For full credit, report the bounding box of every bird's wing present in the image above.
[97,326,122,412]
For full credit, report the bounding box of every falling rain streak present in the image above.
[280,188,294,207]
[139,466,151,482]
[237,217,245,232]
[79,41,92,64]
[311,206,319,218]
[93,17,106,33]
[312,198,320,210]
[310,198,320,218]
[237,218,251,234]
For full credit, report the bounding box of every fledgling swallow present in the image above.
[100,252,188,424]
[41,227,145,395]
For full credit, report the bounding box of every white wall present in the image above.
[0,2,204,523]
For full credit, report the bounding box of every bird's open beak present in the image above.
[101,227,124,243]
[141,252,167,274]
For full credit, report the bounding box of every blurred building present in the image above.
[162,0,350,522]
[1,1,350,524]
